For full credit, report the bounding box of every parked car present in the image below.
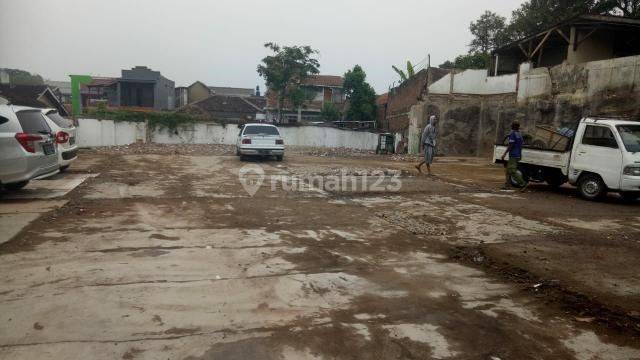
[41,108,78,171]
[0,105,59,190]
[236,123,285,161]
[494,117,640,201]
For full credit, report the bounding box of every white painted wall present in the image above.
[76,118,145,147]
[586,55,640,97]
[517,63,552,102]
[428,69,516,95]
[76,119,379,150]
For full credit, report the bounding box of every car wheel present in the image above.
[620,192,639,203]
[239,155,247,162]
[4,180,29,191]
[578,174,606,201]
[236,148,240,156]
[276,155,283,162]
[59,165,69,172]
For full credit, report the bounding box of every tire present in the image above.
[276,155,283,162]
[544,172,566,188]
[239,155,247,162]
[578,174,607,201]
[620,192,639,203]
[236,148,240,156]
[4,180,29,191]
[59,165,69,172]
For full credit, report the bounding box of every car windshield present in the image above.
[16,110,51,134]
[243,125,279,136]
[617,125,640,153]
[46,111,73,128]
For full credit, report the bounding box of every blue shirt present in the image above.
[508,130,523,158]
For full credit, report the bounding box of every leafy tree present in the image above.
[603,0,640,16]
[343,65,377,123]
[439,53,490,70]
[257,43,320,121]
[320,102,341,122]
[469,11,508,54]
[505,0,595,40]
[1,68,44,85]
[392,61,416,84]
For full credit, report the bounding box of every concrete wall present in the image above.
[76,118,146,147]
[429,70,517,95]
[76,119,379,150]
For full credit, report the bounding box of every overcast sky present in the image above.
[0,0,523,94]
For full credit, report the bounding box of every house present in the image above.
[187,81,211,104]
[81,77,119,107]
[176,94,266,123]
[265,75,345,123]
[118,66,175,110]
[491,14,640,75]
[0,84,70,116]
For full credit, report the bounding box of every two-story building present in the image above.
[265,75,345,123]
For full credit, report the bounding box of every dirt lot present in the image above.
[0,145,639,359]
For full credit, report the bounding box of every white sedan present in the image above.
[236,123,284,161]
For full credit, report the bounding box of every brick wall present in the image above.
[385,68,449,133]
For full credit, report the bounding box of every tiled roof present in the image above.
[177,95,266,118]
[302,75,344,87]
[0,84,49,108]
[87,77,118,87]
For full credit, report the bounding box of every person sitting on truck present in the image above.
[415,115,438,175]
[501,121,528,191]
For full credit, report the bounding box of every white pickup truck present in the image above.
[494,117,640,201]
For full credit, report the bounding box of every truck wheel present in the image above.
[620,192,639,203]
[4,181,29,191]
[544,173,566,188]
[578,174,606,201]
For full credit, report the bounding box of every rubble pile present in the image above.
[85,143,235,156]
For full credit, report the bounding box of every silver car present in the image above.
[41,108,78,171]
[0,105,59,190]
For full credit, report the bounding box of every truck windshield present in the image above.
[617,125,640,153]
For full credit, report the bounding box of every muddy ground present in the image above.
[0,145,639,359]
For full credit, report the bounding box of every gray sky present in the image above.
[0,0,523,94]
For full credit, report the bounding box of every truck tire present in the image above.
[620,192,639,203]
[4,181,29,191]
[578,174,606,201]
[544,171,566,188]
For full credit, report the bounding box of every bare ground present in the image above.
[0,145,639,359]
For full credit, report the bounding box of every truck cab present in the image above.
[494,117,640,201]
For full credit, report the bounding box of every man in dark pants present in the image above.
[501,121,528,191]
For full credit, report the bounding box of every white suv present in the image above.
[0,105,59,190]
[236,123,285,161]
[41,109,78,171]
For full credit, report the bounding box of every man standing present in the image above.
[415,115,438,175]
[501,121,528,190]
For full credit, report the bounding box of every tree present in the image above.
[469,11,508,54]
[439,53,490,70]
[604,0,640,16]
[257,43,320,121]
[320,102,341,122]
[1,68,44,85]
[392,61,415,84]
[343,65,377,123]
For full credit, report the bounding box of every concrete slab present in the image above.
[2,173,96,200]
[0,200,68,245]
